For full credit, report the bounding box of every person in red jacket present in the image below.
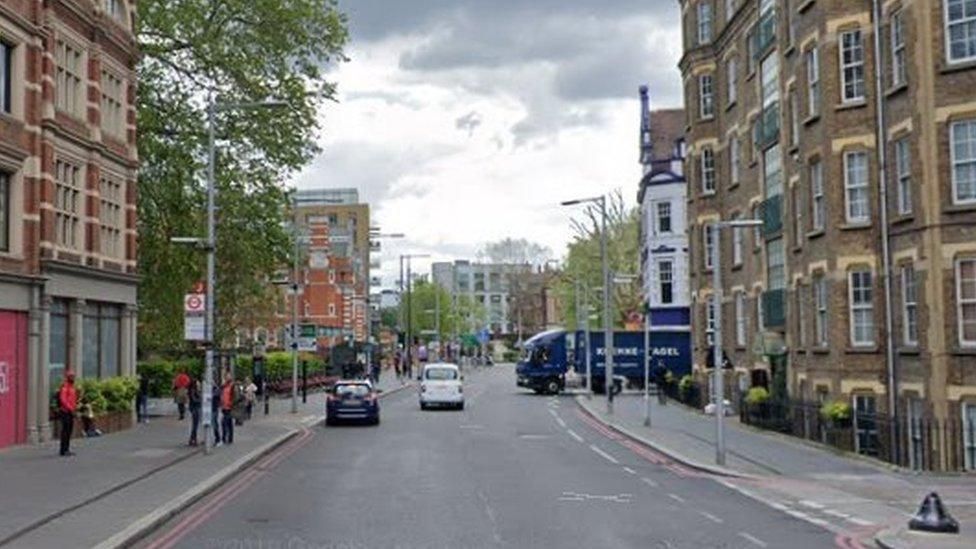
[220,374,236,445]
[173,370,191,420]
[58,371,78,456]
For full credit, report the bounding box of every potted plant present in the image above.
[820,400,852,428]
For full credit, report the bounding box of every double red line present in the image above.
[146,427,314,549]
[575,409,696,477]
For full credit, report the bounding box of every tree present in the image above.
[480,238,553,266]
[555,190,641,330]
[136,1,348,355]
[400,281,487,345]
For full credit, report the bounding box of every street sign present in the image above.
[184,293,205,314]
[184,316,206,341]
[477,329,491,344]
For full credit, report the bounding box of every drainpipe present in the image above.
[871,0,898,454]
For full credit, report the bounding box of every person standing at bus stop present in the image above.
[57,371,78,456]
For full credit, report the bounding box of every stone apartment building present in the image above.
[681,0,976,466]
[0,0,139,448]
[431,260,533,336]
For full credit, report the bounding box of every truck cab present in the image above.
[515,329,567,394]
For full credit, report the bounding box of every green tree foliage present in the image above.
[555,191,642,330]
[401,280,487,343]
[136,1,348,354]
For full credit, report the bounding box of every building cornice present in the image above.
[41,258,141,284]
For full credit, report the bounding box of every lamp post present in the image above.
[399,253,431,379]
[562,195,611,413]
[709,218,762,466]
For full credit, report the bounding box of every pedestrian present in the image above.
[137,373,150,423]
[188,377,202,446]
[394,347,403,382]
[220,374,236,445]
[80,401,101,437]
[173,369,191,420]
[211,381,222,446]
[57,371,78,457]
[244,377,257,420]
[233,378,247,426]
[371,358,381,385]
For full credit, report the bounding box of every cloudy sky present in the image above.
[290,0,684,287]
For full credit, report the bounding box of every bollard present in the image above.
[908,492,959,534]
[301,360,307,403]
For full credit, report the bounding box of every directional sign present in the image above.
[184,293,205,314]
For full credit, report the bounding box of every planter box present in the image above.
[50,410,134,439]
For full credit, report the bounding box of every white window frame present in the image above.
[100,68,126,139]
[756,289,765,332]
[659,259,674,305]
[797,282,807,346]
[730,136,741,186]
[727,56,738,104]
[806,46,821,116]
[793,183,803,247]
[895,137,912,215]
[698,2,713,45]
[901,264,918,346]
[844,151,870,223]
[764,144,783,198]
[945,0,976,64]
[789,90,799,148]
[760,53,780,109]
[55,38,85,119]
[699,74,715,119]
[98,174,124,259]
[706,295,716,346]
[732,213,743,266]
[767,238,786,290]
[839,29,866,103]
[810,160,825,230]
[964,402,976,470]
[891,9,907,87]
[849,269,875,347]
[701,147,716,193]
[657,201,672,234]
[725,0,737,22]
[0,40,11,115]
[54,159,83,250]
[735,291,746,346]
[950,120,976,205]
[814,275,828,346]
[703,224,715,270]
[957,258,976,347]
[760,0,776,15]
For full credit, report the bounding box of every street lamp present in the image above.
[173,98,287,455]
[562,195,613,414]
[709,218,763,466]
[399,253,431,379]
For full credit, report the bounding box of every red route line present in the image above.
[146,428,314,549]
[574,409,696,477]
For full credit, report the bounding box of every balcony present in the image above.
[753,9,777,60]
[762,289,786,329]
[753,101,780,151]
[760,194,783,239]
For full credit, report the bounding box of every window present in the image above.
[699,74,714,119]
[895,138,912,214]
[701,148,716,193]
[849,270,874,346]
[54,159,82,250]
[706,295,716,346]
[82,303,121,378]
[814,275,828,346]
[659,260,674,305]
[891,10,907,87]
[958,258,976,346]
[840,30,866,102]
[764,144,783,198]
[730,136,741,186]
[99,176,124,258]
[100,70,125,138]
[55,40,84,117]
[732,213,743,266]
[725,0,737,22]
[946,0,976,63]
[49,300,69,390]
[756,289,765,331]
[789,90,799,148]
[105,0,126,24]
[951,120,976,204]
[703,224,715,269]
[328,303,337,317]
[797,282,807,346]
[767,238,785,290]
[901,264,918,346]
[0,171,8,252]
[806,46,821,116]
[752,204,761,247]
[964,402,976,470]
[657,201,672,234]
[810,160,825,230]
[1,41,11,114]
[844,151,870,222]
[760,0,775,14]
[760,53,780,108]
[793,183,803,247]
[734,291,746,346]
[853,394,879,456]
[726,56,738,104]
[698,2,713,44]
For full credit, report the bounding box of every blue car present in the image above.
[326,380,380,426]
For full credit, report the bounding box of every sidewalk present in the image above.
[0,374,409,548]
[577,394,975,548]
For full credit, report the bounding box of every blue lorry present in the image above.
[515,328,691,394]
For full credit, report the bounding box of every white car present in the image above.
[420,363,464,410]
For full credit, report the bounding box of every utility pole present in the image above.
[290,204,300,414]
[203,103,216,454]
[435,282,441,358]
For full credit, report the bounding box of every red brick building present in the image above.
[0,0,138,447]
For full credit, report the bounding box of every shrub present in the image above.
[678,374,694,394]
[745,387,770,406]
[820,400,852,423]
[77,376,138,414]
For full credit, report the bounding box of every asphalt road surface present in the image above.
[141,365,839,549]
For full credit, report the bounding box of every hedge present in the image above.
[77,376,139,414]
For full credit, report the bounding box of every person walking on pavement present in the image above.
[188,377,202,446]
[244,377,257,420]
[137,373,150,423]
[211,380,222,446]
[233,378,247,426]
[173,369,191,420]
[57,371,78,457]
[220,374,236,444]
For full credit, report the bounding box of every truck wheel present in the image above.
[546,379,561,395]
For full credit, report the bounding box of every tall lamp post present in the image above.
[561,195,612,414]
[709,218,762,466]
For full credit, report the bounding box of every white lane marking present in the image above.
[622,466,637,475]
[700,511,724,524]
[589,444,620,464]
[548,408,559,418]
[806,517,830,527]
[845,517,874,527]
[785,510,811,521]
[767,501,789,512]
[640,477,658,488]
[823,509,850,519]
[566,429,585,443]
[555,417,567,428]
[667,493,686,503]
[738,532,767,547]
[799,500,825,510]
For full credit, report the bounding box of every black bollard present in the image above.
[301,360,307,403]
[263,380,270,415]
[908,492,959,534]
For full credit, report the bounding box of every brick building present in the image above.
[0,0,139,448]
[681,0,976,468]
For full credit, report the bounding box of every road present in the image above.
[141,365,839,549]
